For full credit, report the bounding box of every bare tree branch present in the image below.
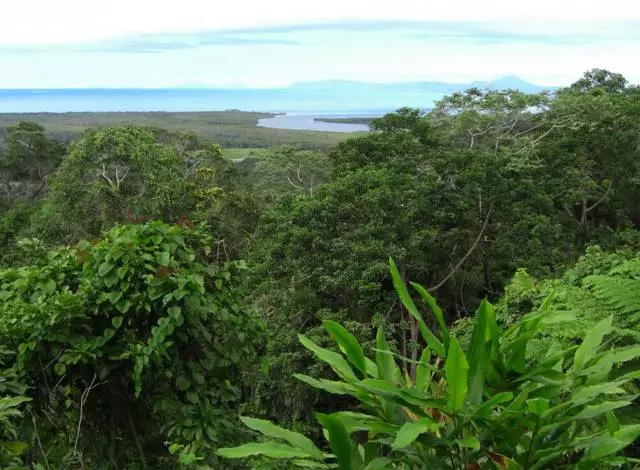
[428,208,492,293]
[585,177,614,213]
[31,412,51,470]
[286,175,306,191]
[100,164,114,188]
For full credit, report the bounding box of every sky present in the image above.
[1,0,639,88]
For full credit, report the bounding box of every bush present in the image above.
[218,258,640,469]
[0,221,261,468]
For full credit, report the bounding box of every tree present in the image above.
[0,221,261,468]
[0,121,65,199]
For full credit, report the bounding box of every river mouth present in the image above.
[257,113,372,133]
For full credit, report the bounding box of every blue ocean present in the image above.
[0,89,442,114]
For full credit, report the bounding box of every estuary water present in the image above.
[0,88,443,132]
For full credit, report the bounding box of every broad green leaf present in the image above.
[389,257,444,357]
[324,320,366,375]
[606,411,620,435]
[410,282,450,352]
[54,362,66,376]
[158,251,171,266]
[291,460,332,469]
[391,418,440,450]
[456,436,480,450]
[415,347,431,392]
[573,381,626,403]
[240,417,324,460]
[364,458,392,470]
[526,398,549,415]
[216,442,314,460]
[108,290,123,305]
[573,401,632,420]
[375,326,400,384]
[316,413,363,470]
[473,392,514,418]
[573,316,613,371]
[466,299,496,405]
[445,337,469,413]
[294,374,355,395]
[98,262,114,276]
[111,316,123,329]
[299,335,358,382]
[331,412,397,434]
[3,441,28,455]
[578,424,640,460]
[175,376,190,391]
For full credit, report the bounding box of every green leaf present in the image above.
[168,306,182,321]
[456,436,480,450]
[176,376,191,391]
[324,320,366,375]
[573,315,613,371]
[292,460,332,469]
[415,347,431,392]
[216,442,314,460]
[315,413,362,470]
[117,266,128,279]
[115,299,133,314]
[294,374,355,395]
[606,411,620,435]
[44,279,56,294]
[186,392,198,404]
[389,257,444,357]
[98,262,114,276]
[365,458,392,470]
[108,291,123,305]
[579,424,640,460]
[445,337,469,413]
[573,401,632,420]
[375,326,400,384]
[299,334,357,382]
[411,281,450,352]
[526,398,549,415]
[466,299,496,406]
[3,441,28,455]
[391,417,440,450]
[158,251,171,267]
[111,316,123,329]
[474,392,514,418]
[330,412,397,434]
[54,362,67,376]
[573,381,626,403]
[240,417,324,460]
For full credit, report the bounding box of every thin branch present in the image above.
[100,164,114,188]
[30,412,51,470]
[428,208,492,293]
[585,177,614,213]
[74,374,102,454]
[286,175,306,191]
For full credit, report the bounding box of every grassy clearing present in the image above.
[0,111,352,151]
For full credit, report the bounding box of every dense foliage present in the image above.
[0,222,260,468]
[0,69,638,468]
[218,259,640,468]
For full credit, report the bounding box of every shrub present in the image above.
[218,258,640,469]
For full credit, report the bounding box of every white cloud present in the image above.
[2,0,640,45]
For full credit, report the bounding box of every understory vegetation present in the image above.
[0,69,639,468]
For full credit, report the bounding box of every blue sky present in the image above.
[1,0,639,88]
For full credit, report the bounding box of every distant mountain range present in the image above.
[285,76,552,94]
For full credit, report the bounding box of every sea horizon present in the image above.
[0,88,442,114]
